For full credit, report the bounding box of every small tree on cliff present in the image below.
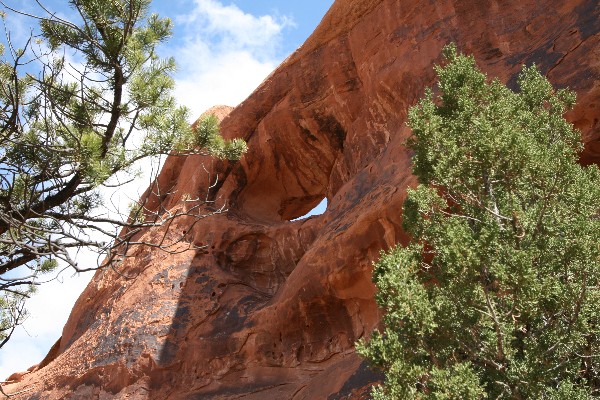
[357,45,600,399]
[0,0,246,348]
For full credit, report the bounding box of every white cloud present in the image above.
[168,0,292,118]
[180,0,293,57]
[173,50,277,119]
[1,0,291,380]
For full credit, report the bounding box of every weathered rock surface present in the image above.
[5,0,599,398]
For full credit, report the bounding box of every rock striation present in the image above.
[4,0,599,398]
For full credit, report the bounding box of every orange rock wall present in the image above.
[6,0,599,398]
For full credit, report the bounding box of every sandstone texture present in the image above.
[4,0,599,398]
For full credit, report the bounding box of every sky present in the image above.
[0,0,332,380]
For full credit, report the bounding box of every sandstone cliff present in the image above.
[4,0,599,398]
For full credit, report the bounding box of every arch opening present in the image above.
[290,197,328,221]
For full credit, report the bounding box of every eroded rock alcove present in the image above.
[5,0,599,398]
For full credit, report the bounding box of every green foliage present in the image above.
[174,114,247,160]
[0,0,247,348]
[357,45,600,399]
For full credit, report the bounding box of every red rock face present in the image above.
[5,0,599,398]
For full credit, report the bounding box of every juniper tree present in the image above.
[357,45,600,399]
[0,0,246,348]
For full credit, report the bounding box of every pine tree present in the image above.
[0,0,246,347]
[357,45,600,399]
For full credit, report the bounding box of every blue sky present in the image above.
[153,0,331,55]
[0,0,332,379]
